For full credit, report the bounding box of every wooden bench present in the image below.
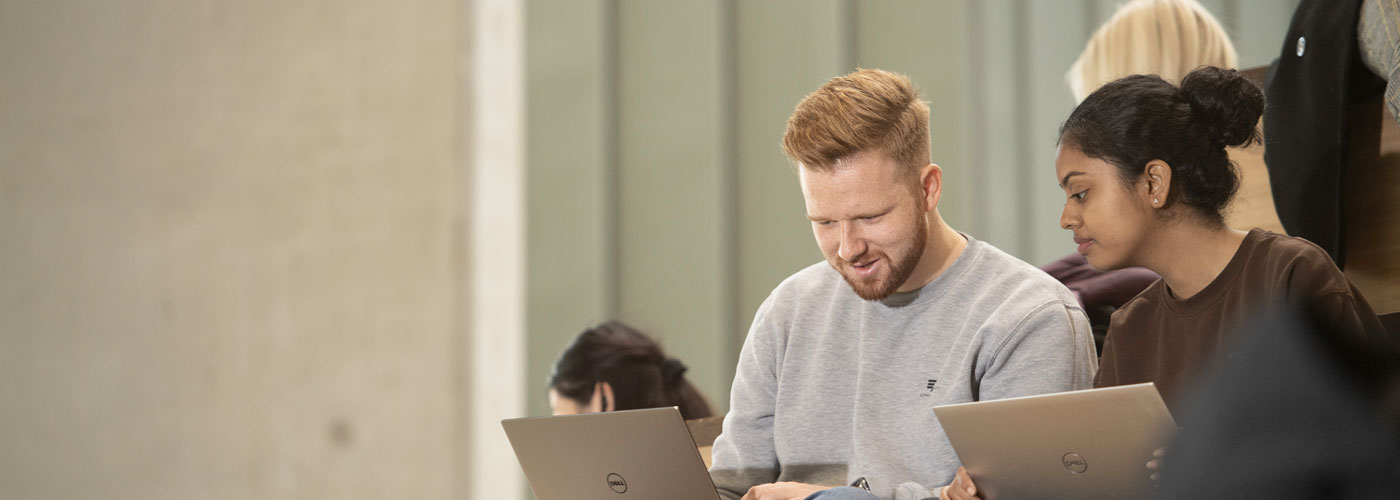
[686,415,725,469]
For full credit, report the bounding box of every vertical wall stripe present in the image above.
[604,0,620,319]
[841,0,857,71]
[1012,0,1032,258]
[524,0,614,419]
[468,0,525,499]
[615,0,729,410]
[452,1,470,497]
[1027,0,1095,265]
[719,0,741,407]
[967,0,988,234]
[973,0,1021,251]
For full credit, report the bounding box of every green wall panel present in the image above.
[615,0,731,411]
[968,0,1026,254]
[525,0,612,418]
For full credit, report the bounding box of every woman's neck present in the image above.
[1139,223,1250,300]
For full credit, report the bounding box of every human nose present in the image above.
[1060,203,1079,230]
[836,223,866,262]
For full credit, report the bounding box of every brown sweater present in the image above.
[1094,229,1386,413]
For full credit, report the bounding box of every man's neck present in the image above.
[898,216,966,293]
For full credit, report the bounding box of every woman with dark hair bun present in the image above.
[547,321,714,420]
[1052,66,1383,408]
[1053,66,1385,412]
[940,66,1389,500]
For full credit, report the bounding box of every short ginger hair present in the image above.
[781,68,931,174]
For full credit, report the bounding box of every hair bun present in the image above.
[1178,66,1264,149]
[660,357,688,385]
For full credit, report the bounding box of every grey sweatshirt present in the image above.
[709,235,1098,500]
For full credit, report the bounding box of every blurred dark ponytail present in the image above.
[548,321,714,420]
[1058,66,1265,226]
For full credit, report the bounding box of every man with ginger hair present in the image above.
[707,69,1097,500]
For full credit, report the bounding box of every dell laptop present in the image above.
[502,407,721,500]
[933,383,1176,500]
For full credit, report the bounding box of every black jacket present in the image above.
[1263,0,1385,268]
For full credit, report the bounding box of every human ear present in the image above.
[1143,160,1172,208]
[596,381,616,412]
[920,163,943,211]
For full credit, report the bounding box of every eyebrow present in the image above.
[1059,171,1086,188]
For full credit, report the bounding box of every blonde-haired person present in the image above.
[1067,0,1237,102]
[708,68,1096,500]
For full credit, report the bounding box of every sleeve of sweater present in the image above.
[1307,289,1390,343]
[708,295,782,500]
[979,301,1098,401]
[1285,246,1389,344]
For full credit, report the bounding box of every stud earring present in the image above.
[1153,197,1159,204]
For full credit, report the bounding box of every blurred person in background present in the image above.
[1065,0,1237,103]
[547,320,714,420]
[1153,309,1400,499]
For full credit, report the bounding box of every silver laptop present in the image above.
[502,407,720,500]
[933,383,1176,500]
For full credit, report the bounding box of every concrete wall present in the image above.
[0,1,524,499]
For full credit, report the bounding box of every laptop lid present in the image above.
[502,407,720,500]
[932,383,1176,500]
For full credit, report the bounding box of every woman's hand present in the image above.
[1146,447,1166,485]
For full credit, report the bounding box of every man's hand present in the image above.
[941,467,982,500]
[741,482,829,500]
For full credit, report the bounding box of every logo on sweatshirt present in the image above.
[919,379,939,398]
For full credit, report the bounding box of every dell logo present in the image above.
[606,473,628,494]
[1062,453,1088,474]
